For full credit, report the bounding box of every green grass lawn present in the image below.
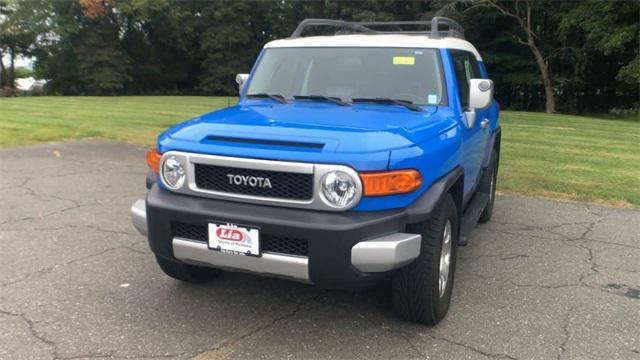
[0,96,233,147]
[1,96,638,207]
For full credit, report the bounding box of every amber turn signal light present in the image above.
[146,148,161,175]
[360,169,422,196]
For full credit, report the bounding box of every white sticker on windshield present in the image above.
[414,50,423,55]
[428,94,438,104]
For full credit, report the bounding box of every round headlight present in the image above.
[320,171,358,208]
[162,155,186,189]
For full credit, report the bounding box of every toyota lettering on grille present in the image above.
[226,174,273,189]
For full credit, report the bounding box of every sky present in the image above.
[2,54,35,69]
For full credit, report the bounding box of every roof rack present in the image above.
[290,17,465,40]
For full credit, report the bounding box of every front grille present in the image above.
[194,164,313,200]
[171,222,309,256]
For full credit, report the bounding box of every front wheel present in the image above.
[392,194,459,325]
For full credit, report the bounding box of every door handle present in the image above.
[480,118,489,129]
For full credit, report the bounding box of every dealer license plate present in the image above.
[208,222,260,256]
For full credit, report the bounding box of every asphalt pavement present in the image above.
[0,139,638,360]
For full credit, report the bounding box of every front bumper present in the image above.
[131,186,428,288]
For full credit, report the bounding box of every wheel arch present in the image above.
[493,127,501,169]
[447,172,464,236]
[482,126,502,168]
[405,166,463,226]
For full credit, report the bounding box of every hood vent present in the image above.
[206,135,325,150]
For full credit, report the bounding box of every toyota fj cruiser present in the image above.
[131,18,500,325]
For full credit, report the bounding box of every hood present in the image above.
[162,100,453,155]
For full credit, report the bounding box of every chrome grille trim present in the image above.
[159,151,362,211]
[194,164,314,200]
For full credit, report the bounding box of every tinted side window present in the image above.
[450,50,480,109]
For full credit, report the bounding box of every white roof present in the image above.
[265,34,482,60]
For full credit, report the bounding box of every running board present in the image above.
[458,192,489,246]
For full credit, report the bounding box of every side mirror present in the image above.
[463,79,494,128]
[469,79,494,109]
[236,73,249,95]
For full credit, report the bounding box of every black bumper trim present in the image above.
[145,166,462,288]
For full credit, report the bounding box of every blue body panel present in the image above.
[156,48,499,212]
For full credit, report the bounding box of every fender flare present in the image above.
[405,166,464,224]
[482,126,502,168]
[146,170,157,190]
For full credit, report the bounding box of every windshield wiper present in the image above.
[246,93,288,104]
[293,95,350,106]
[352,98,423,112]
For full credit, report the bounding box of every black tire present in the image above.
[155,255,221,283]
[478,150,498,223]
[392,194,459,325]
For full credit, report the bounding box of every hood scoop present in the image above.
[205,135,325,151]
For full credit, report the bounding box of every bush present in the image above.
[609,106,640,121]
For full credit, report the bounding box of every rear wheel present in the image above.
[155,255,221,283]
[392,194,458,325]
[478,150,498,223]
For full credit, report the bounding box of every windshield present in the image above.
[246,47,445,106]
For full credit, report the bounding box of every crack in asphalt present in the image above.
[0,308,58,358]
[0,307,187,360]
[508,281,581,290]
[557,304,580,360]
[575,244,599,283]
[55,352,186,360]
[2,141,639,359]
[190,291,325,360]
[0,268,54,288]
[0,193,144,228]
[355,313,426,359]
[356,310,519,360]
[0,224,138,236]
[468,207,640,304]
[459,253,543,261]
[0,164,145,180]
[0,201,103,227]
[484,206,635,288]
[427,334,519,360]
[487,215,605,355]
[499,254,534,261]
[396,335,426,359]
[581,238,640,250]
[0,241,147,288]
[18,177,82,208]
[479,226,572,243]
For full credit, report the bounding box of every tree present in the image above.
[0,0,40,92]
[559,0,639,85]
[72,18,131,95]
[31,1,83,94]
[466,11,540,110]
[13,65,31,78]
[33,0,131,95]
[118,0,206,93]
[475,0,557,113]
[34,38,82,94]
[196,1,281,94]
[73,0,130,94]
[19,0,639,114]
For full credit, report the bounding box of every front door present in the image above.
[450,50,491,200]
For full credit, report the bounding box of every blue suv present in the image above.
[131,18,501,325]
